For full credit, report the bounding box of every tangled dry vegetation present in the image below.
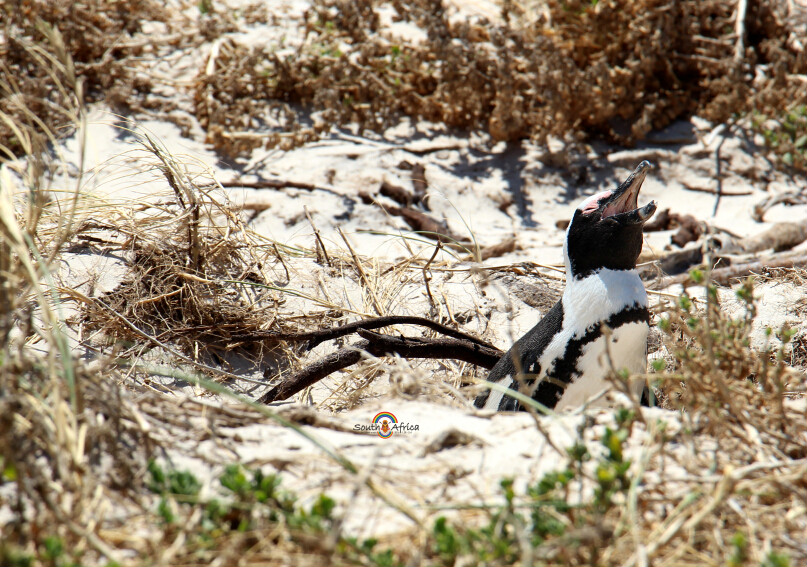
[5,0,804,170]
[1,0,165,155]
[193,0,807,171]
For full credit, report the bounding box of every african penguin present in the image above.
[476,161,657,412]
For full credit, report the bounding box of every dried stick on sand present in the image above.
[718,222,807,255]
[642,222,807,277]
[231,315,497,351]
[663,252,807,287]
[259,330,502,403]
[358,191,473,250]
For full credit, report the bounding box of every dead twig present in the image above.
[337,227,384,316]
[359,191,472,251]
[679,181,752,197]
[272,242,290,283]
[218,179,318,191]
[734,0,748,64]
[465,237,518,261]
[713,123,729,216]
[423,239,442,315]
[410,162,429,209]
[752,190,807,222]
[304,206,331,267]
[379,180,414,207]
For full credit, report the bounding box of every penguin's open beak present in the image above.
[601,161,656,225]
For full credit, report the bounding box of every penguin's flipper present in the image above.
[475,300,564,411]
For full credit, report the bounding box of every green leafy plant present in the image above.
[752,105,807,172]
[428,415,636,566]
[144,461,396,565]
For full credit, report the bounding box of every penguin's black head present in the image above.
[565,161,656,279]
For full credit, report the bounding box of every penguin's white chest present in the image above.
[554,320,648,411]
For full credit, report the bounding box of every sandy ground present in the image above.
[27,0,807,543]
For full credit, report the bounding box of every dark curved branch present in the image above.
[232,315,497,351]
[259,344,366,404]
[354,329,502,367]
[259,330,502,404]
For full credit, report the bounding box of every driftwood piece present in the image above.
[671,215,703,248]
[663,252,807,287]
[260,345,365,403]
[410,163,429,208]
[259,329,502,403]
[467,237,518,261]
[379,180,414,207]
[753,191,807,222]
[642,208,703,247]
[641,222,807,278]
[638,247,730,279]
[718,222,807,255]
[359,191,472,249]
[643,208,673,232]
[218,179,318,191]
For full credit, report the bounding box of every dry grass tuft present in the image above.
[77,149,290,372]
[0,44,159,564]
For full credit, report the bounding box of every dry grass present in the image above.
[0,38,156,565]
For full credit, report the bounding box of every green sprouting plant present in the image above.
[760,552,791,567]
[198,0,213,14]
[594,426,631,512]
[147,459,202,498]
[0,547,33,567]
[342,538,400,567]
[144,461,396,565]
[0,540,121,567]
[429,416,636,565]
[36,535,94,567]
[729,531,748,567]
[751,105,807,172]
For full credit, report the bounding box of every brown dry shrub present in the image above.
[193,39,329,157]
[0,0,170,155]
[194,0,806,163]
[2,0,167,91]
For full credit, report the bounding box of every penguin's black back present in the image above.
[474,299,564,411]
